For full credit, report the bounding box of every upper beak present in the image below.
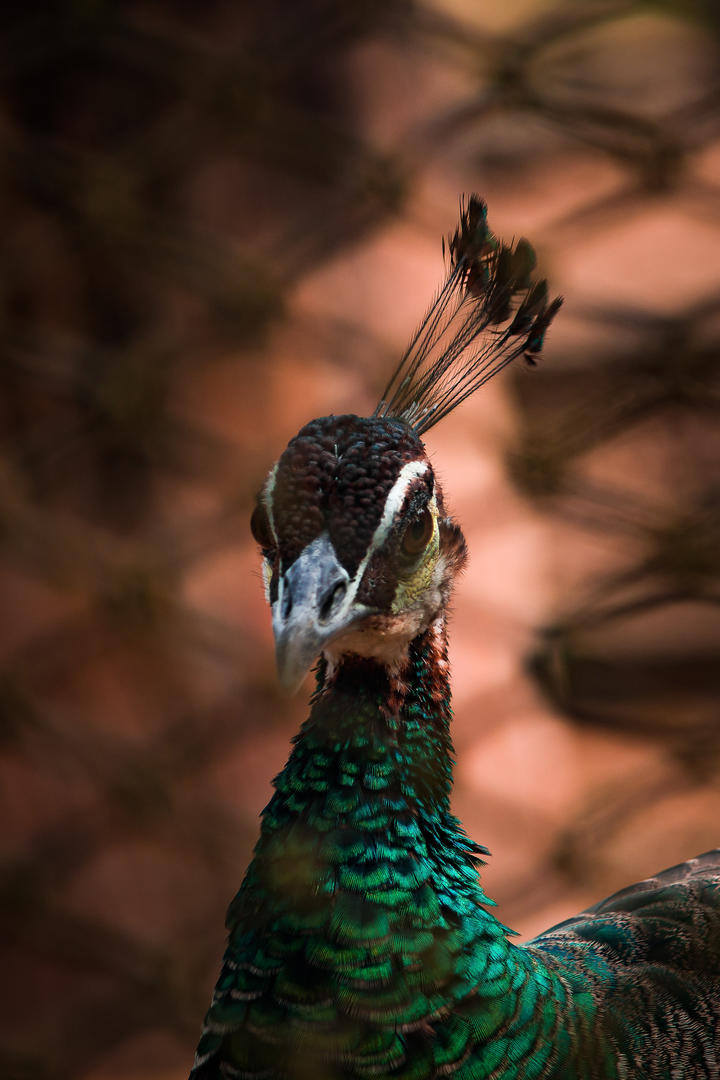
[271,533,367,694]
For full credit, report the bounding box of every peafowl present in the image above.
[191,197,720,1080]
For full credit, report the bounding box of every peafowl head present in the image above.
[250,197,562,692]
[251,412,464,692]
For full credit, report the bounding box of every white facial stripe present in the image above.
[337,458,430,613]
[363,459,430,567]
[261,558,272,603]
[263,461,292,616]
[261,463,280,607]
[263,463,279,545]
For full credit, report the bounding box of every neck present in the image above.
[221,617,599,1078]
[312,616,457,812]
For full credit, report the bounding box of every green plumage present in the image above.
[191,633,720,1079]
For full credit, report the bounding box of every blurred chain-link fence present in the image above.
[1,2,719,1078]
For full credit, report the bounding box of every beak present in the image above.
[271,533,367,694]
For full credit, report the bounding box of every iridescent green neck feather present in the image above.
[193,620,617,1080]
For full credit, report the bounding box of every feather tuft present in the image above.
[374,195,562,434]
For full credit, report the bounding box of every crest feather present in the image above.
[374,196,562,434]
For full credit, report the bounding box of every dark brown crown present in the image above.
[270,415,426,576]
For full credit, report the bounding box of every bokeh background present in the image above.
[2,1,720,1077]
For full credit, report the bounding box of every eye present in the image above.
[401,506,433,556]
[250,503,274,550]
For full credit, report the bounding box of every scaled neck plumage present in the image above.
[226,618,508,1034]
[215,618,606,1079]
[315,615,457,812]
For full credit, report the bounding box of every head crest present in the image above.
[374,196,562,434]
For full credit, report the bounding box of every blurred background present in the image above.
[1,1,720,1077]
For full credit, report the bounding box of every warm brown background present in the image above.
[1,2,719,1078]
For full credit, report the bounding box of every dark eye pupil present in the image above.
[401,507,433,555]
[250,504,274,549]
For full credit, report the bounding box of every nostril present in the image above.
[281,584,293,620]
[319,580,346,623]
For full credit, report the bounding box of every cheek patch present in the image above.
[391,511,441,613]
[355,500,441,613]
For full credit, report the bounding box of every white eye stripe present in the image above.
[364,459,430,560]
[263,463,279,546]
[261,557,272,603]
[327,458,431,617]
